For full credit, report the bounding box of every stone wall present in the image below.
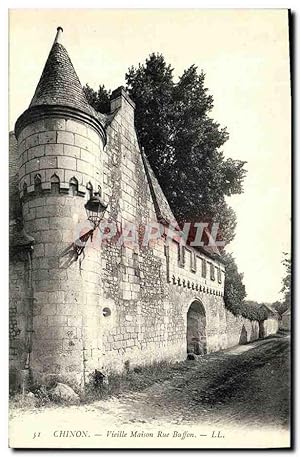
[9,252,29,390]
[9,132,29,390]
[167,238,227,354]
[225,310,279,347]
[263,317,279,337]
[99,91,169,372]
[17,117,103,198]
[225,310,260,347]
[9,88,277,389]
[95,90,229,374]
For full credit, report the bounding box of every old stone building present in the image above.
[10,28,272,391]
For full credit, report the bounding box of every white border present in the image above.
[2,2,298,456]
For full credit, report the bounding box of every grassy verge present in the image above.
[84,360,186,403]
[9,359,189,409]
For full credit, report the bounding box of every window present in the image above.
[217,267,222,284]
[191,252,196,272]
[34,174,42,193]
[86,181,93,199]
[177,243,185,268]
[201,258,207,278]
[185,249,192,271]
[210,263,215,281]
[102,307,111,317]
[69,177,78,196]
[50,174,60,194]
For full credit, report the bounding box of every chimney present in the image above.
[110,86,135,118]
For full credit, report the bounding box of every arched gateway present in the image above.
[186,300,207,355]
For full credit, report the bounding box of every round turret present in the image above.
[14,28,106,388]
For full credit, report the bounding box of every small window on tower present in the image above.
[50,174,60,194]
[69,177,78,196]
[86,182,93,199]
[34,174,42,194]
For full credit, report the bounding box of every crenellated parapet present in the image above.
[16,116,105,200]
[170,274,224,297]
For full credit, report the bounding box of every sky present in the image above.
[9,9,291,303]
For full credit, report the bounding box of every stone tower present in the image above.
[11,26,269,396]
[14,27,107,388]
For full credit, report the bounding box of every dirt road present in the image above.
[97,334,290,430]
[9,334,290,448]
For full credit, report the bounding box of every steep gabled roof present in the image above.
[259,303,279,318]
[29,27,94,116]
[140,149,222,261]
[141,150,175,224]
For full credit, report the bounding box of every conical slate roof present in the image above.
[29,27,94,116]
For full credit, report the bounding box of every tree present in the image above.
[223,255,269,321]
[83,84,111,114]
[126,56,247,245]
[272,300,288,317]
[280,252,291,309]
[84,53,247,245]
[223,253,246,316]
[242,301,269,321]
[126,53,174,172]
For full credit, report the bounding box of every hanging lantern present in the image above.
[84,192,107,228]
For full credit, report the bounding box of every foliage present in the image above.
[31,385,52,407]
[241,253,292,320]
[223,254,270,321]
[83,83,111,114]
[271,300,289,317]
[126,56,247,245]
[242,301,269,321]
[83,360,176,403]
[223,252,247,316]
[280,252,291,309]
[84,53,247,245]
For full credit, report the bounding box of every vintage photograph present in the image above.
[8,9,291,449]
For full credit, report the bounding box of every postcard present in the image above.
[9,8,291,449]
